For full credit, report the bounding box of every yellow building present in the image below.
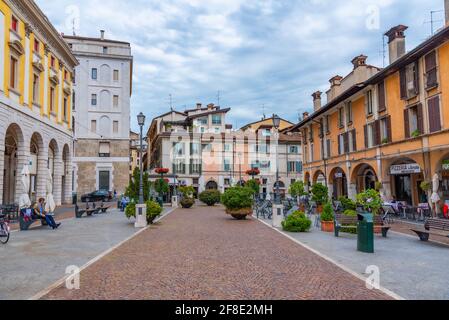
[287,2,449,207]
[0,0,78,205]
[241,115,294,133]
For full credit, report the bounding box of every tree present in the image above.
[289,181,307,198]
[245,179,260,194]
[125,167,151,202]
[154,178,169,195]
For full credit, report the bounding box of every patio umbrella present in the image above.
[18,164,31,209]
[431,173,441,204]
[45,169,56,213]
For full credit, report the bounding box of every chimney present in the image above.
[100,30,105,40]
[312,91,322,112]
[303,112,309,120]
[385,25,408,64]
[446,0,449,26]
[328,75,343,101]
[351,54,367,69]
[196,103,202,110]
[207,103,215,110]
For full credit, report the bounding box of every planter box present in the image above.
[226,208,252,220]
[321,220,334,232]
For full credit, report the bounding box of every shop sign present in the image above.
[334,172,343,179]
[390,163,421,175]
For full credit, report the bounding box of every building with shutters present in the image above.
[64,31,132,197]
[286,0,449,207]
[0,0,78,206]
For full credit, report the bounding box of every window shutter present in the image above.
[417,103,424,134]
[386,116,392,143]
[400,68,407,100]
[404,108,410,138]
[338,134,342,155]
[413,61,420,96]
[326,139,331,158]
[352,129,357,152]
[375,120,381,146]
[425,51,438,89]
[378,81,386,112]
[364,125,368,148]
[428,96,441,133]
[344,132,349,153]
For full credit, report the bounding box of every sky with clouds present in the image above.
[36,0,445,131]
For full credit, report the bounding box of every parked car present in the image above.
[81,190,112,203]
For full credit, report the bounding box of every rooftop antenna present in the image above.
[169,94,173,111]
[262,104,266,119]
[72,18,76,36]
[424,10,444,35]
[217,90,221,106]
[381,35,387,68]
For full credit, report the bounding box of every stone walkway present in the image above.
[0,208,168,300]
[43,205,390,300]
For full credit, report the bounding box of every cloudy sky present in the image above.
[36,0,445,131]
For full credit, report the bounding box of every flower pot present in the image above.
[180,199,195,209]
[226,208,252,220]
[321,220,334,232]
[316,205,323,214]
[374,225,382,234]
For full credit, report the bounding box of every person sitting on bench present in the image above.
[34,198,60,230]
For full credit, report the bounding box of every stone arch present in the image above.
[99,115,111,137]
[312,170,326,185]
[2,123,25,204]
[328,167,348,199]
[350,163,378,194]
[30,132,46,202]
[206,180,218,190]
[100,64,111,84]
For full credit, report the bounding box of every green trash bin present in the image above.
[357,213,374,253]
[72,193,77,205]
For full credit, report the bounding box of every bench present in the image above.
[334,214,390,238]
[93,201,111,213]
[411,218,449,242]
[75,203,99,218]
[19,208,48,231]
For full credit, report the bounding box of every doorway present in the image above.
[99,171,110,191]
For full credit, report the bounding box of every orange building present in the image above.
[287,2,449,207]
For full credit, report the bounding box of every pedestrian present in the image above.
[34,198,60,230]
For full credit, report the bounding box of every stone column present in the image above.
[64,159,73,204]
[347,183,357,201]
[328,183,334,201]
[53,154,63,206]
[36,149,49,201]
[14,149,30,204]
[0,141,4,205]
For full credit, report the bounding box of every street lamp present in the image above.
[238,152,243,185]
[135,112,147,228]
[273,114,281,205]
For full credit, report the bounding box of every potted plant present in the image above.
[311,183,329,213]
[356,189,383,234]
[179,186,195,209]
[199,190,221,206]
[320,202,334,232]
[125,200,162,224]
[281,211,312,233]
[245,179,260,195]
[411,130,421,138]
[289,181,307,210]
[221,187,254,220]
[338,196,356,211]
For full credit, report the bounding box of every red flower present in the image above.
[246,168,260,176]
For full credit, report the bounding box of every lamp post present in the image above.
[135,112,147,228]
[271,114,284,228]
[238,152,242,186]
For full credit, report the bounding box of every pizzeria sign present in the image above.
[390,163,421,175]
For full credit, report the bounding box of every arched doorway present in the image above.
[329,167,347,199]
[49,139,59,195]
[206,180,218,190]
[352,164,378,194]
[313,170,326,185]
[3,124,24,204]
[273,180,286,198]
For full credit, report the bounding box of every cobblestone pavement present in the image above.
[44,205,390,300]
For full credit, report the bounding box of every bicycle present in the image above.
[0,214,10,244]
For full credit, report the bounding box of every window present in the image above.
[113,121,119,134]
[288,161,302,173]
[338,107,344,128]
[289,146,299,154]
[99,142,110,157]
[191,143,201,155]
[223,159,231,172]
[325,139,331,159]
[378,81,386,112]
[309,125,313,142]
[64,70,68,81]
[224,178,231,185]
[346,101,353,124]
[113,95,119,107]
[404,104,423,138]
[91,94,97,106]
[92,68,97,80]
[212,114,222,125]
[349,129,357,152]
[72,92,76,111]
[428,96,441,133]
[113,70,119,81]
[91,120,97,133]
[173,160,186,174]
[325,115,330,134]
[11,16,18,32]
[32,74,39,103]
[173,142,185,157]
[425,51,438,89]
[365,90,373,115]
[103,47,108,54]
[338,134,345,155]
[50,87,55,113]
[63,96,68,121]
[262,129,271,137]
[190,161,202,174]
[304,145,308,164]
[34,39,40,52]
[50,56,55,68]
[400,62,419,100]
[224,144,231,152]
[198,117,208,125]
[10,56,18,89]
[310,143,314,162]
